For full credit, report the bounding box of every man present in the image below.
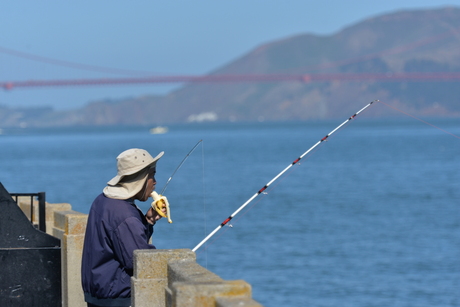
[81,148,165,307]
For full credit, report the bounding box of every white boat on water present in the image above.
[149,126,168,134]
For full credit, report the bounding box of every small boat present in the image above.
[149,126,168,134]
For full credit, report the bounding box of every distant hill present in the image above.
[1,7,459,127]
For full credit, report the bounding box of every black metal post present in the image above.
[9,192,47,233]
[30,195,34,227]
[38,192,46,232]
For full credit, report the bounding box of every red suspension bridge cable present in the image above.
[1,27,459,90]
[1,72,460,90]
[0,45,155,76]
[1,27,458,76]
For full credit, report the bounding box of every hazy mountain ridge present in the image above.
[1,7,460,128]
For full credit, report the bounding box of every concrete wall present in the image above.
[53,210,88,307]
[132,249,263,307]
[14,195,71,234]
[16,200,264,307]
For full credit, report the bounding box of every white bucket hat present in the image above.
[103,149,163,199]
[107,148,163,185]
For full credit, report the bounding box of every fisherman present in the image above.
[81,148,166,307]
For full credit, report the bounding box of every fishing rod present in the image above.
[151,139,203,224]
[161,139,203,195]
[192,100,377,252]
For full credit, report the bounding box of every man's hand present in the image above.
[145,206,165,225]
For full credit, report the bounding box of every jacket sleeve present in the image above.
[112,216,156,271]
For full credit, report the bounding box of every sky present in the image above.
[1,1,459,110]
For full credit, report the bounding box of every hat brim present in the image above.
[107,151,164,186]
[104,167,150,199]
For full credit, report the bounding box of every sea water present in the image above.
[0,118,459,307]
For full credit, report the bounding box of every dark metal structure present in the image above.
[0,182,61,307]
[9,191,46,232]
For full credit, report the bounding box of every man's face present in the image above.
[144,168,157,197]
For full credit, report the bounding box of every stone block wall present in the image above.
[15,195,71,235]
[132,249,263,307]
[53,210,88,307]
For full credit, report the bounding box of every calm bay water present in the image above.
[0,118,459,306]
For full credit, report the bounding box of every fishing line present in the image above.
[200,140,209,267]
[378,100,460,139]
[160,139,203,195]
[192,100,378,252]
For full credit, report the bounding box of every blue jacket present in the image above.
[81,193,155,306]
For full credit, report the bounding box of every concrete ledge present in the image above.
[132,278,166,307]
[132,249,264,307]
[53,210,72,235]
[171,280,253,307]
[134,249,195,279]
[53,210,87,235]
[53,210,88,307]
[216,296,264,307]
[15,197,71,235]
[168,258,223,285]
[46,203,72,235]
[132,249,196,307]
